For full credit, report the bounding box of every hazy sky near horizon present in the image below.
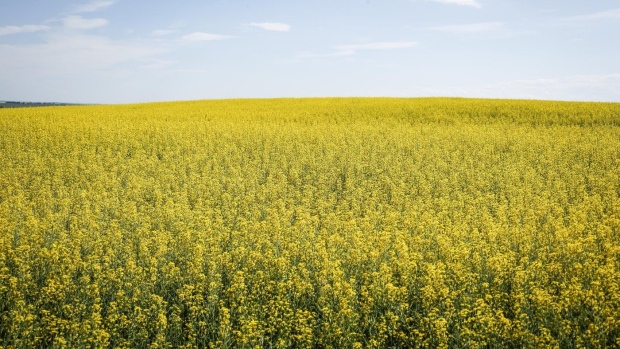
[1,0,619,104]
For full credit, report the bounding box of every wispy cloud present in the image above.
[0,2,114,36]
[73,1,116,13]
[428,0,481,8]
[0,32,165,77]
[505,74,620,93]
[181,32,233,42]
[568,8,620,21]
[492,74,620,101]
[250,22,291,32]
[429,22,503,33]
[0,25,50,36]
[63,16,108,30]
[404,74,620,102]
[335,41,418,52]
[296,50,356,59]
[296,41,418,59]
[152,29,180,36]
[141,59,176,69]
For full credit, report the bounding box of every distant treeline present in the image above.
[0,101,81,108]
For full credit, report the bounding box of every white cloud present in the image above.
[250,22,291,32]
[0,32,165,78]
[181,32,233,42]
[568,8,620,21]
[429,22,504,33]
[336,42,418,51]
[504,74,620,96]
[63,16,108,30]
[295,41,418,59]
[334,50,357,56]
[0,25,50,36]
[152,29,179,36]
[296,50,356,59]
[404,74,620,102]
[74,1,116,13]
[428,0,481,8]
[141,59,176,69]
[333,41,418,56]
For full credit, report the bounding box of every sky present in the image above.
[0,0,619,104]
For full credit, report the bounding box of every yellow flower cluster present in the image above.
[0,98,619,348]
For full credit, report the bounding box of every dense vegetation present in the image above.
[0,101,80,109]
[1,98,619,348]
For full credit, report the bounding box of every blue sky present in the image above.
[1,0,619,103]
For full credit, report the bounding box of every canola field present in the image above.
[1,98,620,348]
